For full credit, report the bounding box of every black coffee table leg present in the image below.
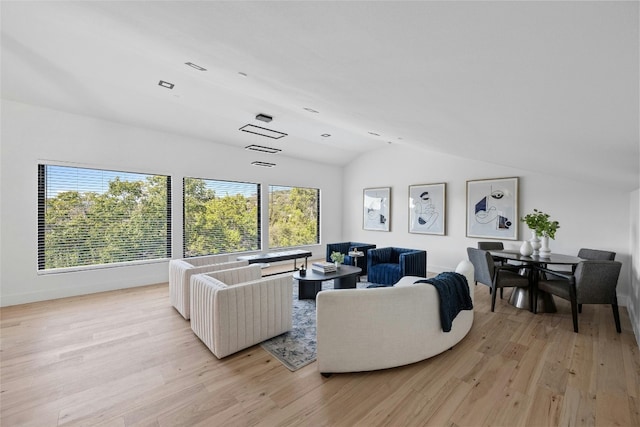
[298,280,322,299]
[334,274,357,290]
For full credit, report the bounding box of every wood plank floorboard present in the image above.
[1,278,638,426]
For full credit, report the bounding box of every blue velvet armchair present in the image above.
[326,242,376,275]
[367,247,427,286]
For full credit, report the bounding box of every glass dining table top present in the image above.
[488,250,585,265]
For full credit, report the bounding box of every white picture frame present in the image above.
[363,187,391,231]
[466,177,519,240]
[409,183,446,235]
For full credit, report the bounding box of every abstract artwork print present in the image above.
[363,187,391,231]
[466,177,518,240]
[409,183,446,235]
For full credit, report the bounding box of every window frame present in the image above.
[268,184,320,249]
[37,163,172,273]
[182,176,261,258]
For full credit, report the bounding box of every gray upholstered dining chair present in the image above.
[577,248,616,261]
[535,260,622,333]
[467,247,531,312]
[477,241,508,268]
[477,241,504,251]
[545,248,616,278]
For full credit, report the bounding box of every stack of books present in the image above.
[311,261,336,274]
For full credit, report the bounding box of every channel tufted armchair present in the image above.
[325,242,376,276]
[367,247,427,286]
[190,265,293,358]
[169,254,249,320]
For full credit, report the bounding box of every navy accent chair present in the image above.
[326,242,376,276]
[367,247,427,286]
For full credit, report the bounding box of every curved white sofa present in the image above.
[169,254,249,319]
[316,260,474,374]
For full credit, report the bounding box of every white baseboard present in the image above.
[623,294,640,350]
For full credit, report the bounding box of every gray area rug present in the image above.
[260,278,370,371]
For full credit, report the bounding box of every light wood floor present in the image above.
[1,277,639,426]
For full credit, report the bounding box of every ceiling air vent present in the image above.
[185,62,206,71]
[245,145,281,154]
[251,161,276,168]
[239,124,287,139]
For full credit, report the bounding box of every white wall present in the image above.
[1,99,637,334]
[629,189,640,338]
[343,144,633,304]
[0,100,343,306]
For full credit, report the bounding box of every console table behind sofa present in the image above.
[237,249,312,276]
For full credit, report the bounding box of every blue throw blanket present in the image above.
[414,272,473,332]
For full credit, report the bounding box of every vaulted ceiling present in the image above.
[2,1,638,190]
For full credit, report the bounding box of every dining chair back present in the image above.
[478,241,510,267]
[545,247,616,278]
[467,247,531,312]
[577,248,616,260]
[467,247,494,287]
[536,260,622,333]
[477,242,504,251]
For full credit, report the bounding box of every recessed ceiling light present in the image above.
[158,80,174,89]
[245,145,281,154]
[304,107,319,113]
[251,161,276,167]
[368,131,380,136]
[321,134,331,137]
[256,114,273,123]
[185,62,206,71]
[239,124,287,139]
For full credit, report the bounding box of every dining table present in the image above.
[488,250,585,313]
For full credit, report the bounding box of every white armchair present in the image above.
[190,265,293,359]
[169,254,248,319]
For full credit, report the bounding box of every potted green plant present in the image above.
[521,209,560,238]
[330,251,346,268]
[521,209,560,256]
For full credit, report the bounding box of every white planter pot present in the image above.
[539,236,551,257]
[529,231,541,255]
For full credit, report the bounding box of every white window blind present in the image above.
[38,165,171,270]
[183,177,260,257]
[269,185,320,248]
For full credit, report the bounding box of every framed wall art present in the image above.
[409,183,446,235]
[466,177,518,240]
[363,187,390,231]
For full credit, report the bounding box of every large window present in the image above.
[38,165,171,271]
[183,177,260,257]
[269,185,320,248]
